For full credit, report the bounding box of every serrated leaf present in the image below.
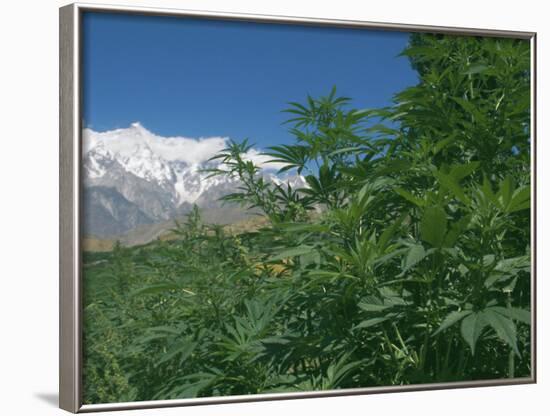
[461,312,488,355]
[131,282,181,296]
[400,244,427,275]
[490,306,531,325]
[355,316,391,329]
[433,170,469,204]
[433,310,472,336]
[433,136,456,155]
[499,176,513,208]
[156,341,197,366]
[464,64,488,75]
[420,206,447,248]
[269,246,315,261]
[484,309,520,356]
[508,185,530,213]
[395,187,426,207]
[379,214,406,250]
[358,301,391,312]
[450,162,480,180]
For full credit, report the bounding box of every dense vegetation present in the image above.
[82,33,532,404]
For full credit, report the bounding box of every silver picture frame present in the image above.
[59,2,537,413]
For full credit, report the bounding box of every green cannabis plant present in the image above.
[82,33,531,403]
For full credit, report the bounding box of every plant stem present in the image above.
[507,292,515,378]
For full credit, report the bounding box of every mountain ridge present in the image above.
[82,123,305,240]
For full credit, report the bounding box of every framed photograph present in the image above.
[59,3,536,413]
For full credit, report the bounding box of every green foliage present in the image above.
[82,33,531,404]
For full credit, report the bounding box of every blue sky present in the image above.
[82,12,417,148]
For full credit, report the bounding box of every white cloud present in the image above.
[83,122,290,171]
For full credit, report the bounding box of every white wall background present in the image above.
[0,0,547,414]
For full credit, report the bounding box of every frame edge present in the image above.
[71,1,535,39]
[59,2,537,413]
[60,3,80,413]
[531,32,537,384]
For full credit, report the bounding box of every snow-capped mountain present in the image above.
[82,123,306,239]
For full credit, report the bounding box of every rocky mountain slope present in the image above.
[82,123,305,240]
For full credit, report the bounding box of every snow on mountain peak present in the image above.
[82,123,298,206]
[83,124,230,164]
